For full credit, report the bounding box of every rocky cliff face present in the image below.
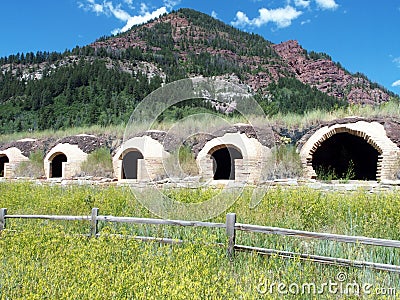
[92,10,395,106]
[273,40,390,105]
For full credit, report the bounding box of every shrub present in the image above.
[263,144,303,180]
[163,145,199,178]
[14,150,45,178]
[80,147,113,178]
[316,160,355,182]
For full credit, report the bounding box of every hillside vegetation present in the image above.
[1,9,398,135]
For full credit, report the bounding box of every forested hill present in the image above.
[0,8,398,134]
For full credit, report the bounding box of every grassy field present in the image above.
[1,182,400,299]
[1,99,400,144]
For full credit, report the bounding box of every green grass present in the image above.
[263,144,303,180]
[14,150,45,178]
[163,145,199,177]
[2,99,400,145]
[316,160,356,182]
[1,183,400,298]
[0,124,126,144]
[80,147,114,178]
[267,98,400,130]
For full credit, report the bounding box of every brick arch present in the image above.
[119,148,144,160]
[207,144,243,157]
[306,127,383,180]
[48,151,68,162]
[308,127,383,156]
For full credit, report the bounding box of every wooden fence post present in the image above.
[0,208,7,231]
[90,208,99,237]
[226,213,236,260]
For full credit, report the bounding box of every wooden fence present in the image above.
[1,208,400,273]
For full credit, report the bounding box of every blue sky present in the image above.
[1,0,399,95]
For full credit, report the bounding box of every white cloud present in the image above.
[93,3,105,14]
[301,19,311,25]
[105,2,131,21]
[163,0,181,10]
[232,11,250,27]
[79,0,106,14]
[140,3,149,15]
[79,1,167,35]
[123,0,134,9]
[80,1,115,17]
[113,6,168,34]
[211,10,218,19]
[315,0,338,10]
[294,0,310,8]
[232,6,302,28]
[392,80,400,87]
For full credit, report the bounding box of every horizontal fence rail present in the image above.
[96,215,226,228]
[5,214,91,221]
[234,223,400,248]
[1,208,400,273]
[234,245,400,273]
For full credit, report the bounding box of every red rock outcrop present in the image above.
[273,40,391,105]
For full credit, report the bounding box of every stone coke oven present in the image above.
[297,117,400,181]
[193,124,276,183]
[113,130,175,181]
[0,138,43,178]
[44,134,107,179]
